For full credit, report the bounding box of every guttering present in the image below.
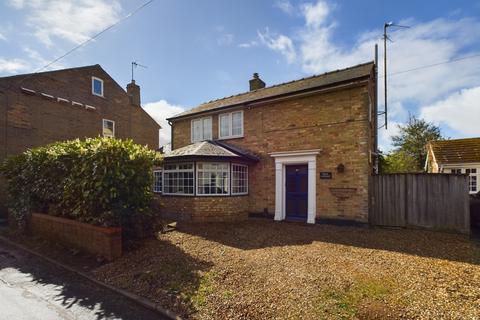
[167,76,371,122]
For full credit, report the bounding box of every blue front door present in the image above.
[285,165,308,221]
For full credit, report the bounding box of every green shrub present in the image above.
[1,137,162,234]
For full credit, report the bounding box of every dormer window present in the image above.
[92,77,104,97]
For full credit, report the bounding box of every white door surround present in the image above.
[270,149,320,224]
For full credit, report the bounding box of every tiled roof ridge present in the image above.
[199,61,374,107]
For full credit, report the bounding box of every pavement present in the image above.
[0,240,166,320]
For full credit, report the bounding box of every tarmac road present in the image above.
[0,240,166,320]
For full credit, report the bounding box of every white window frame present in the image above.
[102,119,115,138]
[218,110,244,139]
[231,163,248,195]
[191,117,212,143]
[196,162,230,196]
[163,163,195,196]
[153,169,163,193]
[445,166,479,194]
[91,76,104,97]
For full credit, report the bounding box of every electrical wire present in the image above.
[378,53,480,79]
[22,0,155,80]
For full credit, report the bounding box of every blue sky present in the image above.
[1,0,480,149]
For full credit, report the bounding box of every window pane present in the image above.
[197,162,229,195]
[203,118,212,140]
[153,170,162,193]
[93,78,103,95]
[103,120,114,137]
[232,112,243,136]
[192,119,202,142]
[220,114,230,137]
[163,163,194,195]
[232,164,248,194]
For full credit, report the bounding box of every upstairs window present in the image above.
[102,119,115,138]
[219,110,243,139]
[92,77,104,97]
[191,117,212,142]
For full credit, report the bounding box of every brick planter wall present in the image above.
[28,213,122,261]
[155,195,249,222]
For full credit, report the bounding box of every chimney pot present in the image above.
[249,72,265,91]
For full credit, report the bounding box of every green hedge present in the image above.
[1,138,162,232]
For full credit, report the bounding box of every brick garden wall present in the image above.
[171,83,375,222]
[28,213,122,261]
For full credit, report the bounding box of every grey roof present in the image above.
[165,140,259,162]
[168,61,374,120]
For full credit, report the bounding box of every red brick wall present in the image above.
[28,213,122,261]
[155,195,249,222]
[170,82,375,222]
[0,65,160,215]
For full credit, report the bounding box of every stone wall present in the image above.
[170,82,375,222]
[28,213,122,261]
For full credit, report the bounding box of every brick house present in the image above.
[426,138,480,194]
[154,62,377,223]
[0,64,161,215]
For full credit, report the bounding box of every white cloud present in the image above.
[274,0,294,15]
[9,0,122,46]
[142,100,185,147]
[7,0,25,9]
[420,86,480,136]
[238,40,258,48]
[258,28,296,63]
[217,33,234,46]
[0,58,29,74]
[0,32,6,41]
[302,0,330,27]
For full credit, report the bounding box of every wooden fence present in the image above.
[371,174,470,234]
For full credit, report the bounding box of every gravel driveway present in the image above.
[93,220,479,319]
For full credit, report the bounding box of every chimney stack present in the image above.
[249,73,265,91]
[127,80,141,106]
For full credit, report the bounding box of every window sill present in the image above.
[217,135,244,141]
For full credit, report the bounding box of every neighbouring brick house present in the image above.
[426,138,480,194]
[0,64,160,215]
[154,62,377,223]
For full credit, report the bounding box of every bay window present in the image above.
[232,163,248,195]
[158,162,248,196]
[191,117,212,142]
[197,162,229,195]
[163,163,194,195]
[219,111,243,139]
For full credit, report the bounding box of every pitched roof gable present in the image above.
[168,61,374,121]
[430,138,480,164]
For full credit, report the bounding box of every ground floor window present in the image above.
[153,170,162,193]
[448,167,478,193]
[156,161,248,196]
[163,163,194,195]
[197,162,229,195]
[232,163,248,195]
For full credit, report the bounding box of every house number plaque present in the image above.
[320,172,332,179]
